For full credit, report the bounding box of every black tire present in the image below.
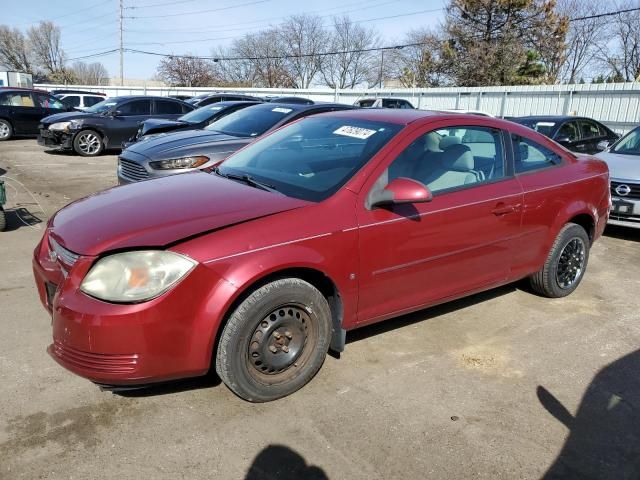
[0,119,13,141]
[73,129,104,156]
[0,209,5,231]
[530,223,590,298]
[216,278,332,402]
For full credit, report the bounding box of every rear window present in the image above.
[206,105,296,137]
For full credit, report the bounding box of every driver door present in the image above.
[107,99,152,147]
[356,122,523,325]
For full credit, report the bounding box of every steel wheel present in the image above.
[556,238,586,289]
[76,132,101,155]
[247,304,313,379]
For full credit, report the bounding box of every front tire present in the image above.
[0,209,6,231]
[73,130,104,156]
[0,119,13,141]
[216,278,332,402]
[530,223,590,298]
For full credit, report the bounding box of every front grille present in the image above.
[49,237,79,268]
[119,158,149,181]
[611,181,640,200]
[51,340,138,374]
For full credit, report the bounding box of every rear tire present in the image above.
[530,223,590,298]
[0,209,6,231]
[216,278,332,402]
[73,130,104,156]
[0,119,13,141]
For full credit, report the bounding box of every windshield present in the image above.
[612,128,640,156]
[205,105,296,137]
[518,120,556,137]
[84,98,117,114]
[179,104,226,123]
[218,116,403,202]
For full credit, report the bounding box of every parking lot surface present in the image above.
[1,139,639,479]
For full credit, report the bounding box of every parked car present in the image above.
[55,92,107,111]
[50,89,107,96]
[34,110,610,401]
[596,126,640,228]
[117,102,354,184]
[265,96,314,105]
[37,96,194,156]
[354,97,414,109]
[0,88,70,140]
[187,93,262,107]
[511,115,619,154]
[168,95,192,101]
[124,100,263,148]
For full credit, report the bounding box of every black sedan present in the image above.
[124,100,262,147]
[186,93,262,108]
[511,115,619,154]
[37,96,194,156]
[118,102,355,184]
[0,88,71,141]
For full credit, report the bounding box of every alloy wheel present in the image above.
[556,238,586,289]
[0,122,10,139]
[77,132,101,155]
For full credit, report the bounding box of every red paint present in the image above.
[32,111,610,386]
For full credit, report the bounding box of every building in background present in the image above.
[0,71,33,88]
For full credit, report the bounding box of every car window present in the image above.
[399,100,414,109]
[34,93,65,109]
[118,99,151,115]
[84,96,104,107]
[357,99,376,107]
[206,104,297,137]
[386,126,505,194]
[556,121,579,141]
[199,96,222,106]
[218,116,403,202]
[519,120,556,137]
[181,103,193,113]
[0,92,34,107]
[612,127,640,156]
[61,95,80,107]
[578,120,602,139]
[155,99,183,114]
[512,135,562,173]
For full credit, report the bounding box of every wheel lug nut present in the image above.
[273,332,282,340]
[282,346,289,353]
[269,346,278,353]
[285,331,292,339]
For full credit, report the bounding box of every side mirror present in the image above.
[370,177,433,208]
[555,135,571,145]
[109,110,122,117]
[596,140,611,151]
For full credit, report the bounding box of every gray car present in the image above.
[596,126,640,228]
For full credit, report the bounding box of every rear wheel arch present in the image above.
[568,213,595,244]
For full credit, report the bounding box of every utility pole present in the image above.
[119,0,124,86]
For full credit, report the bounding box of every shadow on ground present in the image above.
[604,225,640,242]
[244,445,328,480]
[2,207,43,231]
[113,371,221,398]
[539,349,640,479]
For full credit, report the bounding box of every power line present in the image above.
[570,6,640,22]
[67,49,120,62]
[125,0,272,19]
[125,0,199,9]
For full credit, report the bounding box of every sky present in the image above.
[3,0,447,80]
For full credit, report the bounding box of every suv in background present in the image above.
[38,95,194,156]
[354,97,414,109]
[55,92,106,111]
[0,88,69,140]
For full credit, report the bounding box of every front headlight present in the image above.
[49,121,72,132]
[80,251,197,303]
[149,155,209,170]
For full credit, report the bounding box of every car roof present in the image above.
[0,87,49,93]
[513,115,592,122]
[107,95,189,102]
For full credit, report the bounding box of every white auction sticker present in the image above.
[272,107,293,114]
[333,125,377,139]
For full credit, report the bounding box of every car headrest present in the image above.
[439,135,462,150]
[440,144,474,171]
[424,132,441,152]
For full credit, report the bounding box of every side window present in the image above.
[1,92,34,107]
[34,93,64,109]
[61,95,80,107]
[399,100,413,109]
[512,135,562,173]
[578,120,602,139]
[181,103,193,113]
[118,100,151,115]
[84,96,104,107]
[386,126,505,194]
[556,121,579,142]
[155,99,183,114]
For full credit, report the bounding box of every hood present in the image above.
[41,111,97,125]
[124,129,248,160]
[50,171,309,256]
[596,152,640,181]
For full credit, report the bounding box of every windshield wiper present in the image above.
[212,167,279,193]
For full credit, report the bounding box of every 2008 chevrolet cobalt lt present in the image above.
[33,110,610,402]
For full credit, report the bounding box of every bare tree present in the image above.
[71,61,109,85]
[319,16,379,89]
[231,29,294,88]
[156,54,216,87]
[599,1,640,81]
[279,14,327,88]
[211,47,255,86]
[27,21,72,82]
[0,26,32,72]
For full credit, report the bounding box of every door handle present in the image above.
[492,203,519,216]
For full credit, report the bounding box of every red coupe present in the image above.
[33,110,610,402]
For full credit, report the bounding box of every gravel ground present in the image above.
[1,139,639,480]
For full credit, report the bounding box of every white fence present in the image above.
[36,82,640,133]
